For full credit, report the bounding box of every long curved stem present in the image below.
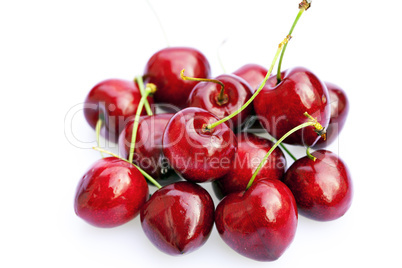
[277,1,310,83]
[128,85,153,164]
[95,119,104,158]
[206,36,290,130]
[135,76,153,116]
[93,147,162,189]
[246,121,315,190]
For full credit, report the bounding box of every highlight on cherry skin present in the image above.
[162,107,237,183]
[282,149,353,221]
[186,73,253,130]
[253,66,331,147]
[313,82,350,149]
[74,157,149,228]
[212,132,286,200]
[83,79,154,143]
[118,113,180,185]
[215,178,298,262]
[140,181,215,255]
[144,47,211,109]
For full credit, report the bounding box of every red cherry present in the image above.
[254,67,331,146]
[74,157,149,228]
[84,79,154,142]
[162,107,237,183]
[313,82,349,148]
[212,132,286,199]
[232,63,268,93]
[187,74,253,129]
[140,181,215,255]
[144,47,211,109]
[118,113,179,184]
[282,150,353,221]
[215,178,298,261]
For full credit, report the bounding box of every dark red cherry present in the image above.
[212,132,286,199]
[144,47,211,109]
[162,107,237,183]
[313,82,350,148]
[74,157,149,228]
[254,67,331,146]
[140,181,215,255]
[232,63,268,93]
[215,178,298,261]
[84,79,154,142]
[187,74,253,129]
[282,150,353,221]
[118,113,179,185]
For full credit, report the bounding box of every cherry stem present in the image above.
[135,76,153,116]
[279,143,297,161]
[128,84,156,164]
[206,35,291,130]
[93,146,162,189]
[306,147,316,161]
[180,69,227,103]
[95,119,104,158]
[277,0,311,83]
[246,111,324,190]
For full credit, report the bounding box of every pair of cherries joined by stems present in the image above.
[75,0,352,262]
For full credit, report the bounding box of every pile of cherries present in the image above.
[74,1,352,262]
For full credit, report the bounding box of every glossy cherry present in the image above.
[162,107,237,183]
[232,63,268,93]
[215,178,298,261]
[140,181,215,255]
[313,82,349,148]
[144,47,211,109]
[187,74,253,129]
[84,79,154,142]
[212,132,286,199]
[74,157,149,228]
[254,67,331,146]
[282,150,353,221]
[118,113,179,185]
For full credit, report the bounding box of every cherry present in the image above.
[84,79,154,142]
[313,82,349,148]
[74,157,149,228]
[253,67,331,146]
[143,47,211,109]
[232,63,268,93]
[212,132,286,199]
[140,181,215,255]
[118,113,179,185]
[162,107,237,183]
[187,74,253,129]
[215,178,298,261]
[282,150,353,221]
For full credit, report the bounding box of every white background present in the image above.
[1,0,401,267]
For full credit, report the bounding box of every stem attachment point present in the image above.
[180,69,227,103]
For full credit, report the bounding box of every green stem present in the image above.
[135,76,153,116]
[128,86,152,164]
[306,147,316,161]
[95,119,104,158]
[246,121,315,190]
[206,39,288,130]
[93,146,162,189]
[279,143,297,161]
[277,5,307,83]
